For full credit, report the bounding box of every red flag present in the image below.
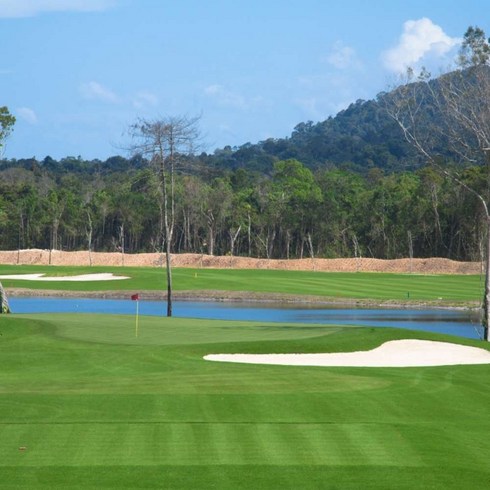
[131,293,139,301]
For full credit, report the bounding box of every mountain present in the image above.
[201,97,418,174]
[203,66,490,174]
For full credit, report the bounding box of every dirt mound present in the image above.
[0,249,481,274]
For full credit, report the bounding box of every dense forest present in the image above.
[0,152,488,262]
[1,27,490,262]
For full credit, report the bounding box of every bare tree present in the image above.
[129,115,200,317]
[0,106,15,312]
[383,28,490,340]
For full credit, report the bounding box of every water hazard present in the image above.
[9,297,483,340]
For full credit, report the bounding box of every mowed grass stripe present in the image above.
[1,465,485,490]
[0,423,424,467]
[0,264,482,302]
[182,269,481,302]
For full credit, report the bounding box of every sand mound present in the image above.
[204,340,490,367]
[0,249,481,274]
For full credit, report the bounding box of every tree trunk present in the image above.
[229,226,241,256]
[267,228,276,259]
[483,217,490,341]
[207,228,215,256]
[408,230,414,274]
[352,234,361,272]
[285,230,291,260]
[0,281,10,314]
[247,212,252,257]
[162,171,173,317]
[86,210,93,267]
[119,225,125,266]
[165,245,172,317]
[307,233,315,259]
[52,218,59,251]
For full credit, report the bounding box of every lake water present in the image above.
[9,297,484,340]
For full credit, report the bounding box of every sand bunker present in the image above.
[204,340,490,367]
[0,273,129,282]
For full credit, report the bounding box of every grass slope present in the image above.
[1,313,490,488]
[0,264,483,303]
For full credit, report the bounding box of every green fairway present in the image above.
[0,264,483,304]
[1,313,490,488]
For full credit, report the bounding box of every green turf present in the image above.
[1,313,490,488]
[0,263,483,303]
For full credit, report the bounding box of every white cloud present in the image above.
[383,18,460,73]
[17,107,38,124]
[0,0,115,18]
[132,91,159,109]
[325,41,362,70]
[80,81,119,103]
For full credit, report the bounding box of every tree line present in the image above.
[0,154,488,262]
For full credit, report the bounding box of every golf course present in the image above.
[2,265,490,488]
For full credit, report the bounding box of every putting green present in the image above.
[1,313,490,489]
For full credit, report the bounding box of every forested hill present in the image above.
[204,65,490,174]
[203,97,417,173]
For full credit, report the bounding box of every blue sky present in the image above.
[1,0,487,160]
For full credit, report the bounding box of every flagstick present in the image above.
[135,300,139,337]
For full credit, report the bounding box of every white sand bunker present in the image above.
[0,273,129,281]
[204,339,490,368]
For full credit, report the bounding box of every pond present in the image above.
[9,297,484,340]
